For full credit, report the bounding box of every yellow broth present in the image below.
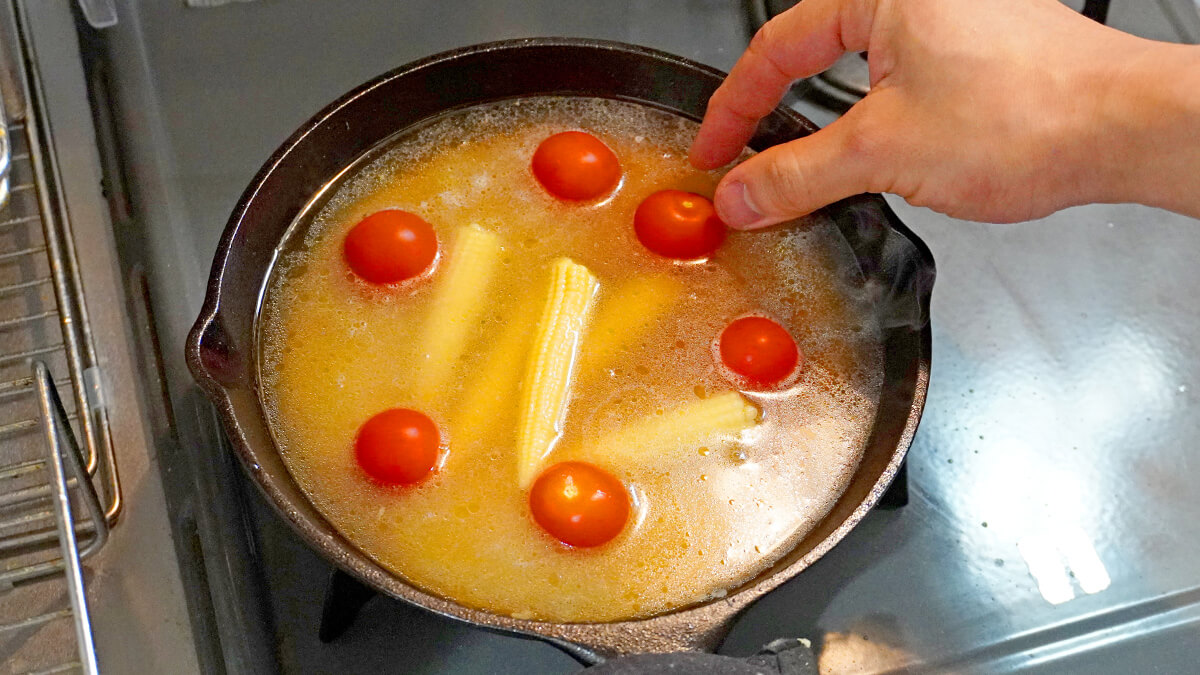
[259,97,883,622]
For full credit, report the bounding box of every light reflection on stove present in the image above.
[966,436,1115,606]
[1017,535,1075,605]
[1060,526,1112,595]
[1017,525,1111,605]
[931,321,1174,608]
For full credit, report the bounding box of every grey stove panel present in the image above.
[87,1,1200,672]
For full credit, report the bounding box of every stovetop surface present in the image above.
[94,1,1200,672]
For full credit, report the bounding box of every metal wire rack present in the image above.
[0,0,121,671]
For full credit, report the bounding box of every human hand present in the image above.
[692,0,1200,227]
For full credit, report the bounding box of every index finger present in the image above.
[689,0,877,169]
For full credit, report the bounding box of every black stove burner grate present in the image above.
[318,569,377,643]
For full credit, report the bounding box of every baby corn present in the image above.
[515,258,599,488]
[580,274,681,379]
[414,224,503,402]
[454,289,543,444]
[592,392,760,463]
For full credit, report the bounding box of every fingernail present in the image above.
[715,181,765,230]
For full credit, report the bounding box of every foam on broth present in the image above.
[259,97,883,622]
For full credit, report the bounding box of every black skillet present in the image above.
[186,38,934,664]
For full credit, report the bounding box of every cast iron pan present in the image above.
[185,38,934,663]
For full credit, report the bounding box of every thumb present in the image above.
[713,113,877,230]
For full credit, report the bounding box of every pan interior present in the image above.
[252,95,886,623]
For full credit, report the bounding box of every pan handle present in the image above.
[534,596,748,666]
[187,305,245,389]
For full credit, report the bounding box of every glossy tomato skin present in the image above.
[531,131,622,201]
[354,408,440,485]
[634,190,726,260]
[344,209,438,284]
[719,316,801,388]
[529,461,630,548]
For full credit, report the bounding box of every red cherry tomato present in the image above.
[634,190,726,260]
[355,408,440,485]
[529,462,630,548]
[531,131,622,201]
[719,316,801,387]
[344,210,438,284]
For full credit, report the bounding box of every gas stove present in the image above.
[18,0,1197,672]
